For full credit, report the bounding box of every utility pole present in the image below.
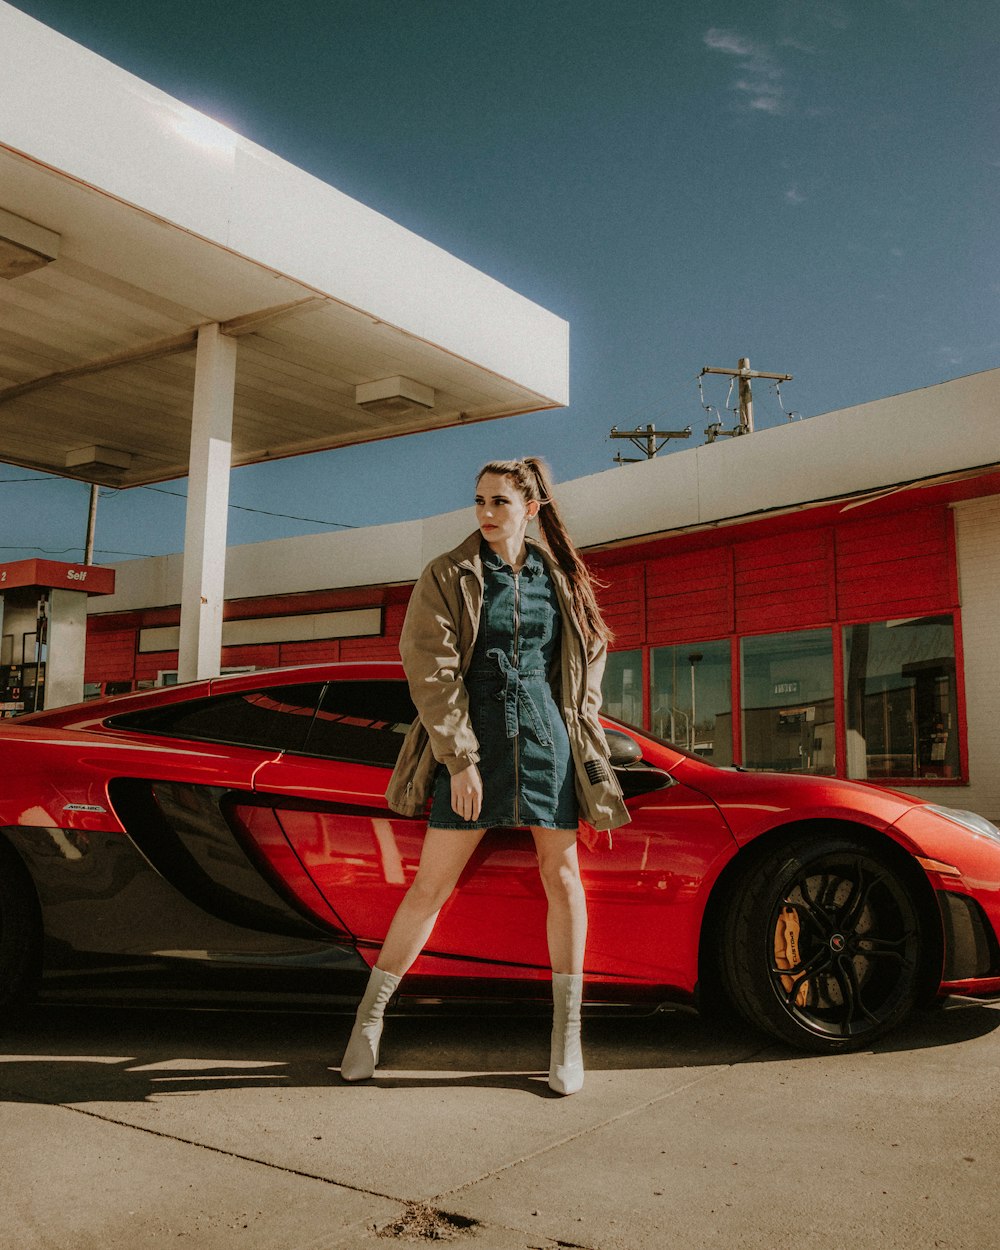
[84,483,98,564]
[610,422,691,464]
[699,356,793,437]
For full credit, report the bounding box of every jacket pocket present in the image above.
[386,720,432,813]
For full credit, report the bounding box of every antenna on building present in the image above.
[610,422,692,465]
[698,357,793,441]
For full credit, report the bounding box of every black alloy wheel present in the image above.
[721,833,928,1052]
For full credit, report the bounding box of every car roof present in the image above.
[8,660,407,731]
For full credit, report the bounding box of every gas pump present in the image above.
[0,559,115,715]
[31,592,48,712]
[0,664,24,718]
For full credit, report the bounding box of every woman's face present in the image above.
[475,472,538,548]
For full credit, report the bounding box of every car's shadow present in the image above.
[0,998,997,1106]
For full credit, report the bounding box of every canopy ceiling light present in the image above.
[64,445,133,484]
[355,376,435,419]
[0,206,60,279]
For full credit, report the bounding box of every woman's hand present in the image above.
[451,763,484,824]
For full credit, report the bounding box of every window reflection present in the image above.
[844,615,959,780]
[741,629,835,774]
[651,641,732,763]
[602,649,643,726]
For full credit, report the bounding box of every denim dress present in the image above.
[428,541,579,831]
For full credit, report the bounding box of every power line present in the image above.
[1,475,359,529]
[121,484,360,529]
[0,545,153,558]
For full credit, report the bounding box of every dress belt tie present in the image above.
[486,648,552,745]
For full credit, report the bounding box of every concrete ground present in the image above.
[1,1000,998,1250]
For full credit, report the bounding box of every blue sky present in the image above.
[2,0,998,562]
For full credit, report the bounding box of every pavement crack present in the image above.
[5,1090,405,1205]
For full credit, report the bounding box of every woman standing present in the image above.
[339,457,629,1094]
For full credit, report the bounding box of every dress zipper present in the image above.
[512,570,520,827]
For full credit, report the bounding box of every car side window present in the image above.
[295,680,416,767]
[107,682,327,752]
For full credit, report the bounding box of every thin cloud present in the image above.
[703,27,788,115]
[704,28,756,57]
[785,186,806,205]
[739,80,784,112]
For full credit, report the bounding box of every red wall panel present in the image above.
[595,562,644,648]
[835,506,956,619]
[220,645,280,671]
[84,630,136,683]
[644,550,734,646]
[279,639,341,666]
[733,529,835,635]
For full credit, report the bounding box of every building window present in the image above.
[741,629,835,774]
[602,649,643,727]
[650,640,732,763]
[843,615,960,781]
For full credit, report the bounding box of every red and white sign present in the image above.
[0,559,116,595]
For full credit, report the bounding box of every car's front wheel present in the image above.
[720,832,930,1052]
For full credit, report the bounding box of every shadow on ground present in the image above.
[0,997,997,1108]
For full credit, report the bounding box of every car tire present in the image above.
[0,841,42,1024]
[720,832,928,1052]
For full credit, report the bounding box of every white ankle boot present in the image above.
[340,966,401,1081]
[549,972,584,1095]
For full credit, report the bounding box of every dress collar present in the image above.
[480,538,543,578]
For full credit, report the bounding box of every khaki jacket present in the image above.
[385,531,631,832]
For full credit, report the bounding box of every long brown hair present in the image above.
[476,457,612,646]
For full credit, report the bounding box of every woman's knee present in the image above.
[405,872,458,914]
[537,856,583,903]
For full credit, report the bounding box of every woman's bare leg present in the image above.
[532,827,587,1094]
[340,825,485,1079]
[530,827,587,973]
[375,826,487,976]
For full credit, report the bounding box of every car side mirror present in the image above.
[604,728,675,798]
[604,728,643,767]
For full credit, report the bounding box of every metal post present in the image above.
[84,483,98,565]
[177,323,237,683]
[737,357,754,434]
[689,652,703,751]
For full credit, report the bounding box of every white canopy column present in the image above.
[177,324,237,682]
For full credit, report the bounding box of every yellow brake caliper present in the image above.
[774,905,809,1006]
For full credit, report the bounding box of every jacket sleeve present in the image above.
[398,562,481,776]
[584,634,610,738]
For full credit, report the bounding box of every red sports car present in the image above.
[1,662,998,1052]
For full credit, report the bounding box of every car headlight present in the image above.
[925,804,1000,844]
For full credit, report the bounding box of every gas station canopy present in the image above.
[0,3,568,488]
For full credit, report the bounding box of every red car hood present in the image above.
[669,757,924,845]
